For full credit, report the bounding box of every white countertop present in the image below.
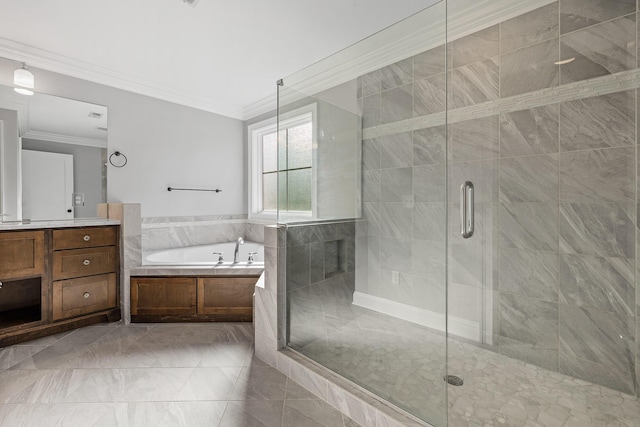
[0,218,120,231]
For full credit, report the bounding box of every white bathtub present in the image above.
[142,241,264,266]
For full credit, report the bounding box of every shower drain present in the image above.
[444,375,464,386]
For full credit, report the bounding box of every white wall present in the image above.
[0,61,245,218]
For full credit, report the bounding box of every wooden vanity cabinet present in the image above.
[131,275,257,322]
[0,225,121,347]
[0,231,47,331]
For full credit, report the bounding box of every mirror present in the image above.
[0,85,107,222]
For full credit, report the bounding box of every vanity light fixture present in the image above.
[13,63,34,96]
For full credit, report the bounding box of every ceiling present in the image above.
[0,0,438,120]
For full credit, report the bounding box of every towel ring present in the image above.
[109,151,127,168]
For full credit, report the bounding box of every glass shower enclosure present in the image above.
[278,0,640,425]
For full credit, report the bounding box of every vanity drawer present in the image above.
[53,246,116,280]
[52,273,117,321]
[0,231,45,280]
[53,227,117,250]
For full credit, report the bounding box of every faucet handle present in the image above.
[213,252,224,262]
[247,251,258,263]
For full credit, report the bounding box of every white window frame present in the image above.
[248,103,317,221]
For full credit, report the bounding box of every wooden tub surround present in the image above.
[0,225,121,347]
[130,276,258,322]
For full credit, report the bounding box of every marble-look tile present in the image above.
[560,0,635,34]
[362,94,380,129]
[499,292,559,362]
[500,105,559,157]
[123,235,142,268]
[174,367,240,400]
[413,125,446,166]
[499,335,559,372]
[500,249,559,301]
[448,281,482,324]
[559,304,635,393]
[413,202,446,241]
[287,226,310,246]
[214,323,254,343]
[0,402,129,427]
[500,154,558,203]
[197,343,254,368]
[559,147,635,203]
[290,362,329,400]
[559,90,635,151]
[362,138,380,170]
[380,58,413,91]
[285,378,318,400]
[448,160,499,204]
[310,242,325,284]
[501,2,559,53]
[230,365,288,400]
[559,254,635,315]
[153,401,228,427]
[335,222,355,240]
[380,203,412,239]
[449,115,499,162]
[449,58,499,109]
[450,243,483,288]
[559,202,635,258]
[413,73,446,117]
[451,25,500,69]
[379,237,412,272]
[412,247,446,303]
[501,39,559,98]
[413,163,445,202]
[561,14,636,84]
[219,399,284,427]
[310,224,337,243]
[0,345,48,370]
[363,170,381,203]
[414,45,446,80]
[282,399,345,427]
[362,203,381,236]
[380,84,413,125]
[380,168,412,202]
[360,70,381,98]
[559,354,636,398]
[500,203,558,251]
[380,131,412,168]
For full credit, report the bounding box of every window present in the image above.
[248,104,317,219]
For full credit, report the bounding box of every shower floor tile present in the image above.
[289,280,640,427]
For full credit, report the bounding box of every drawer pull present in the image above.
[83,235,91,242]
[83,292,91,299]
[83,259,91,266]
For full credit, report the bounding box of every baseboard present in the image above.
[352,291,479,341]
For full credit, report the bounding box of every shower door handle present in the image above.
[460,181,474,238]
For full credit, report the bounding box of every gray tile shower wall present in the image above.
[286,221,357,348]
[357,0,639,395]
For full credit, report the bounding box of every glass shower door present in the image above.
[280,1,450,425]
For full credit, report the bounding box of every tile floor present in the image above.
[0,322,359,427]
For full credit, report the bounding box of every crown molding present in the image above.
[0,37,246,120]
[242,0,555,120]
[21,130,107,149]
